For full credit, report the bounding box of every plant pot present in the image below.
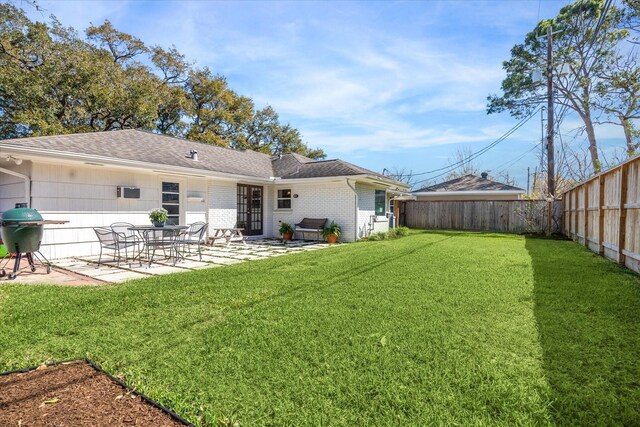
[152,220,166,227]
[326,234,338,244]
[282,232,293,241]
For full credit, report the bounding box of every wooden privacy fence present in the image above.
[563,155,640,274]
[403,200,561,234]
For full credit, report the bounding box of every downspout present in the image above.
[0,166,30,207]
[346,179,358,241]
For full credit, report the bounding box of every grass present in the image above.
[0,230,639,426]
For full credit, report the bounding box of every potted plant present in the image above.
[149,208,168,227]
[322,221,341,244]
[279,222,294,241]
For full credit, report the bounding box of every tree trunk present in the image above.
[621,115,638,157]
[583,112,601,173]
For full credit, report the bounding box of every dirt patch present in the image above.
[0,360,191,426]
[0,258,103,286]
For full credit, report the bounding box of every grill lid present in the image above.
[1,203,43,224]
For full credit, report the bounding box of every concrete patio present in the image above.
[50,239,333,284]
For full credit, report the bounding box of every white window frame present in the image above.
[276,188,292,210]
[159,177,185,225]
[374,189,386,217]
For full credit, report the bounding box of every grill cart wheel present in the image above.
[30,265,36,272]
[0,269,5,277]
[8,272,16,280]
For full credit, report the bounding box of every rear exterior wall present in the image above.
[356,183,390,237]
[2,160,209,259]
[272,180,356,242]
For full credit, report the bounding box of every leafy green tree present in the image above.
[625,0,640,39]
[86,19,147,63]
[488,0,627,173]
[239,106,325,158]
[0,5,323,159]
[151,46,190,136]
[595,54,640,156]
[184,68,253,147]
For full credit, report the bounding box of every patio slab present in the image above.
[7,239,337,285]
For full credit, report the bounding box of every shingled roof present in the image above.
[0,129,273,178]
[0,129,401,184]
[272,154,391,180]
[413,174,524,193]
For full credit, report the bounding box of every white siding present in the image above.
[355,183,389,237]
[2,156,397,257]
[206,181,237,234]
[0,160,31,211]
[272,180,357,242]
[20,161,208,259]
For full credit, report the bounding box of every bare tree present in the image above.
[445,146,480,180]
[383,167,419,189]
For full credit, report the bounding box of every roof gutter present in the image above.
[0,165,30,207]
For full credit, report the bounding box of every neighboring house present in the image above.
[412,173,525,201]
[0,130,409,259]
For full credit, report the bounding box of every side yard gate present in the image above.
[562,155,640,274]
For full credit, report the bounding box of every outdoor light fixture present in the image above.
[293,194,299,198]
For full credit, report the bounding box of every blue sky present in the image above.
[29,0,626,189]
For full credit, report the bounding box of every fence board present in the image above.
[562,155,640,274]
[403,200,560,234]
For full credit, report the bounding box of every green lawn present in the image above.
[1,231,639,426]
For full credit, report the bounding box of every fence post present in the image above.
[546,200,552,235]
[598,175,605,255]
[567,190,573,239]
[617,164,628,265]
[584,183,589,247]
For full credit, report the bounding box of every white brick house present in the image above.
[0,130,409,259]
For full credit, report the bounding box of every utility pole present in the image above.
[527,166,530,196]
[546,26,555,199]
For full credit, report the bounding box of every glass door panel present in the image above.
[237,184,263,235]
[162,181,180,225]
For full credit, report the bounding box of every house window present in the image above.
[388,198,394,214]
[162,181,180,225]
[375,190,386,216]
[277,189,292,209]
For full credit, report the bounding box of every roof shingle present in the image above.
[0,129,401,185]
[413,174,524,193]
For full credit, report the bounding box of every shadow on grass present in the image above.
[525,236,640,425]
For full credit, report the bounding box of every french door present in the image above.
[237,185,263,235]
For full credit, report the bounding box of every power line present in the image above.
[409,106,542,179]
[411,107,542,186]
[492,143,540,175]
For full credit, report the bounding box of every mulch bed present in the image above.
[0,359,192,426]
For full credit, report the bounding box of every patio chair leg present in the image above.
[98,247,103,266]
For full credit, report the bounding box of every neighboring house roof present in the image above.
[413,174,524,193]
[0,129,406,187]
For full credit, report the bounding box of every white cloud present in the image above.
[28,0,554,158]
[303,124,507,153]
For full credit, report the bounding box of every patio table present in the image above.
[128,225,188,267]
